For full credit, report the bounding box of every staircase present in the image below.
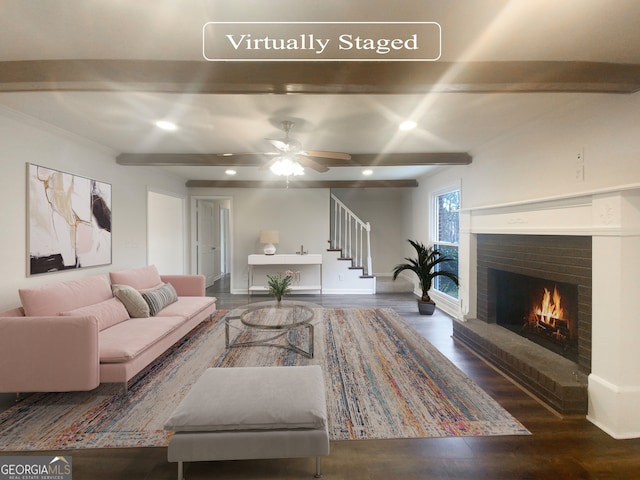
[324,194,376,294]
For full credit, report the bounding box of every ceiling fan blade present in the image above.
[268,138,302,154]
[304,150,352,160]
[268,139,289,151]
[297,156,330,173]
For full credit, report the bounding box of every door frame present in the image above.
[190,195,233,288]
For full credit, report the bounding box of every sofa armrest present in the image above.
[0,316,100,393]
[160,275,206,296]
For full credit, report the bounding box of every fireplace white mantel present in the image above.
[458,184,640,439]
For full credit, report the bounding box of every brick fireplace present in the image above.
[454,234,591,414]
[452,188,640,437]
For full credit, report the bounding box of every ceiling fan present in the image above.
[261,120,352,175]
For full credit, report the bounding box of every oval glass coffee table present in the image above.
[224,300,320,358]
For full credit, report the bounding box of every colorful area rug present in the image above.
[0,308,529,451]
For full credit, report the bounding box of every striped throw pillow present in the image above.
[142,283,178,316]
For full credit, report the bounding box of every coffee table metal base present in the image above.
[224,303,315,358]
[225,316,314,358]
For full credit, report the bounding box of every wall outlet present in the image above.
[338,274,344,281]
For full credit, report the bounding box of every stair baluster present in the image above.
[330,194,373,277]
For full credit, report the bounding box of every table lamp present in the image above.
[259,230,279,255]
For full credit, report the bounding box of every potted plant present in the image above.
[266,272,292,303]
[392,239,459,315]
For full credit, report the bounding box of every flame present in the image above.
[535,286,564,325]
[527,285,573,344]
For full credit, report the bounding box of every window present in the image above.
[433,189,459,298]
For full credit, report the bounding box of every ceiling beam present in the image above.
[1,60,639,94]
[185,179,419,188]
[335,153,472,166]
[116,152,472,167]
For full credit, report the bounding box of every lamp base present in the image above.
[263,243,276,255]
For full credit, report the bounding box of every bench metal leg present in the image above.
[177,461,184,480]
[314,456,322,478]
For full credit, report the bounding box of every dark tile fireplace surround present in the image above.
[452,234,592,415]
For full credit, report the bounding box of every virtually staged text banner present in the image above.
[203,22,441,61]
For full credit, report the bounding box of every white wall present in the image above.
[188,187,330,294]
[0,108,187,311]
[147,190,186,274]
[462,93,640,209]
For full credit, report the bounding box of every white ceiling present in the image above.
[1,0,639,183]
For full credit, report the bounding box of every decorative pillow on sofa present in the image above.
[112,284,150,318]
[60,297,130,331]
[142,283,178,316]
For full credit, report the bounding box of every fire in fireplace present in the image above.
[528,286,574,344]
[491,269,579,362]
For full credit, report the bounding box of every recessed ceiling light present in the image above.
[399,120,417,131]
[155,120,178,131]
[363,169,373,176]
[225,169,237,175]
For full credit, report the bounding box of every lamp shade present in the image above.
[259,230,279,244]
[259,230,279,255]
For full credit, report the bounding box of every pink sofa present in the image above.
[0,265,216,394]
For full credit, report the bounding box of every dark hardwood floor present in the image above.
[2,281,640,479]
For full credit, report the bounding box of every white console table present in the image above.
[248,254,322,295]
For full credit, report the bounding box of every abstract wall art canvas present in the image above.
[28,163,112,275]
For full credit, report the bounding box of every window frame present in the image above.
[431,185,460,300]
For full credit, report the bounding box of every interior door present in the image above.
[197,200,220,287]
[220,206,230,274]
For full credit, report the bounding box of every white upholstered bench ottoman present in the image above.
[164,365,330,480]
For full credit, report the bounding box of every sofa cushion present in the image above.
[0,307,25,317]
[164,366,328,433]
[112,284,150,318]
[153,296,215,319]
[19,274,113,316]
[60,297,129,331]
[109,265,163,291]
[99,316,186,363]
[142,283,178,316]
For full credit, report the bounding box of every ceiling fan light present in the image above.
[270,157,304,177]
[292,163,304,176]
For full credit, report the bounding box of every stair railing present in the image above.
[330,193,372,276]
